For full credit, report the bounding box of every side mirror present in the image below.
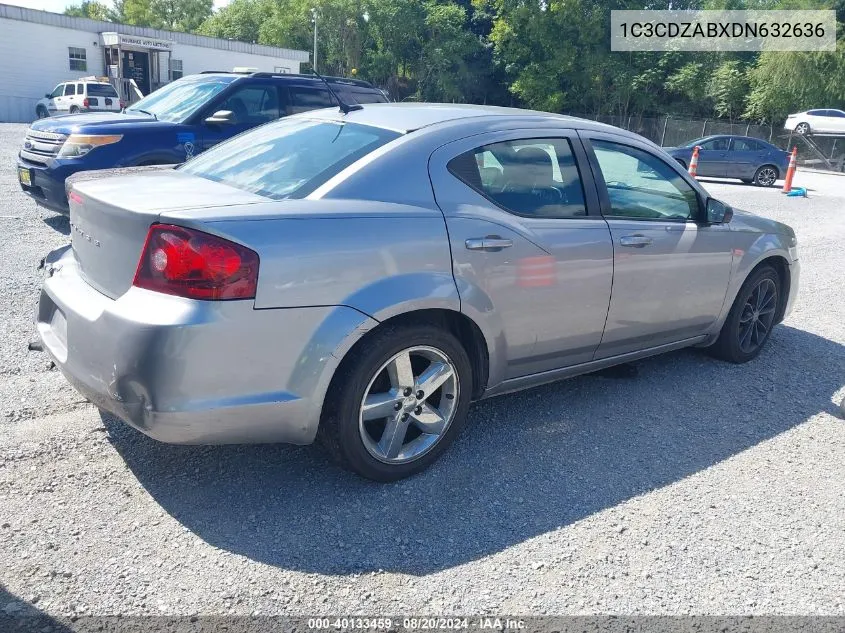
[205,110,236,125]
[706,198,733,224]
[45,93,51,98]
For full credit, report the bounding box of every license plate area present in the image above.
[18,167,31,186]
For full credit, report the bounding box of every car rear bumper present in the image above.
[37,248,377,445]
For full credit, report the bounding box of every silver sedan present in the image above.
[37,104,800,481]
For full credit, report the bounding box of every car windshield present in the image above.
[179,118,401,199]
[87,84,119,97]
[126,77,234,122]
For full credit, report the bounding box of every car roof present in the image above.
[297,102,632,136]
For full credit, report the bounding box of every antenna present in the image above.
[311,70,362,115]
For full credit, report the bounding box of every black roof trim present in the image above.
[197,70,376,89]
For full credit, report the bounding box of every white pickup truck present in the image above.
[35,78,123,118]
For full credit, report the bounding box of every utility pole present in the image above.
[311,8,318,73]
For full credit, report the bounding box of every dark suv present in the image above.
[17,72,389,214]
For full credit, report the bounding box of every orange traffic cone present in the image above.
[688,146,700,178]
[782,147,798,193]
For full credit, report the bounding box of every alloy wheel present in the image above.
[756,167,777,186]
[358,346,459,464]
[795,123,809,135]
[737,278,778,353]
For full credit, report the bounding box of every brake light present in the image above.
[133,224,259,300]
[83,98,89,108]
[119,100,125,109]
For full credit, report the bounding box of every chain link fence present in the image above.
[570,113,845,172]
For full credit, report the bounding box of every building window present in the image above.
[69,47,87,72]
[170,59,183,81]
[274,66,291,74]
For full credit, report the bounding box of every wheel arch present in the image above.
[327,308,491,404]
[754,255,791,323]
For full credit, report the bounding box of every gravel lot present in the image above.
[1,122,843,623]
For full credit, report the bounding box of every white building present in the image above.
[0,2,310,122]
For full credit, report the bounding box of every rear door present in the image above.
[430,128,614,378]
[728,137,767,179]
[580,132,733,358]
[825,109,845,133]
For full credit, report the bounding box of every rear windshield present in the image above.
[179,118,401,199]
[87,84,119,97]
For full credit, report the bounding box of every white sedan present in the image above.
[784,109,845,135]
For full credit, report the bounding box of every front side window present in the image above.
[447,138,587,218]
[698,138,728,151]
[64,84,76,96]
[180,119,400,199]
[591,140,699,221]
[217,85,281,125]
[68,47,86,71]
[49,85,64,98]
[288,87,335,114]
[126,76,234,123]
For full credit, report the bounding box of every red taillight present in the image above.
[83,98,89,108]
[133,224,259,300]
[119,100,125,109]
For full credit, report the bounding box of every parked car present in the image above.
[37,104,800,481]
[665,135,790,186]
[36,79,123,118]
[784,109,845,135]
[18,71,388,215]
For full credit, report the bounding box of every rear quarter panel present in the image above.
[166,201,460,318]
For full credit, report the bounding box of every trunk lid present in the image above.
[68,170,266,299]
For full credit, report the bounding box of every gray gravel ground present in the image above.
[1,122,844,621]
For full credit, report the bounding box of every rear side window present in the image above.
[180,119,400,199]
[731,138,764,151]
[808,109,826,115]
[87,84,119,97]
[347,89,388,104]
[288,87,335,114]
[448,138,587,218]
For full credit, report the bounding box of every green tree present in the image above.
[122,0,212,31]
[64,0,113,20]
[707,60,750,120]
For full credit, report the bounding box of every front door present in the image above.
[197,83,285,152]
[47,84,64,114]
[429,129,614,379]
[582,133,733,358]
[695,137,729,178]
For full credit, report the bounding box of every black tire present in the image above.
[741,178,753,184]
[69,106,80,114]
[319,324,473,482]
[709,266,781,363]
[795,122,810,135]
[36,106,48,119]
[753,165,778,187]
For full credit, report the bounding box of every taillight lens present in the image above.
[83,98,89,108]
[133,224,259,300]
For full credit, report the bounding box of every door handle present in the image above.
[465,236,513,252]
[619,234,653,248]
